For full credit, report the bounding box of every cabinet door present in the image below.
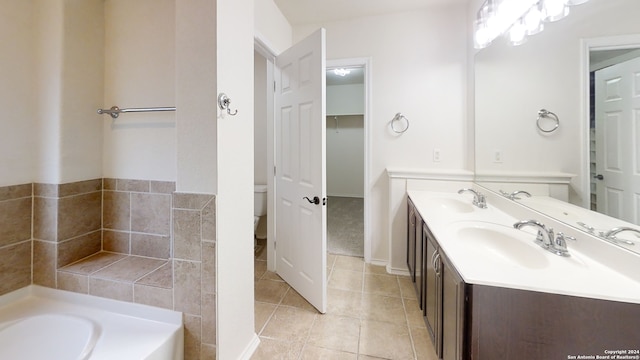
[442,254,465,360]
[423,225,442,357]
[415,211,424,303]
[407,199,416,282]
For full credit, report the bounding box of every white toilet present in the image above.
[254,184,267,235]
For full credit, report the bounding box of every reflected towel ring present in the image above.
[537,109,559,133]
[391,112,410,133]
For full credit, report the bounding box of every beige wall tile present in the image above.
[59,252,127,275]
[134,284,173,309]
[202,198,216,241]
[131,233,170,259]
[33,183,58,197]
[33,196,58,241]
[201,344,216,360]
[183,314,202,360]
[174,260,202,315]
[150,181,176,194]
[202,293,216,345]
[33,240,56,287]
[136,262,173,288]
[103,191,130,231]
[0,183,32,201]
[0,197,32,247]
[173,193,214,210]
[103,230,130,254]
[57,231,102,267]
[131,193,171,235]
[58,179,102,197]
[174,209,201,261]
[92,256,166,282]
[58,191,102,240]
[117,179,149,192]
[202,241,216,294]
[0,241,31,296]
[103,178,117,190]
[57,271,89,294]
[89,277,133,302]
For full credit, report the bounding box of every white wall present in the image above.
[254,0,292,55]
[294,5,470,263]
[216,0,258,357]
[0,0,35,186]
[326,115,364,197]
[176,0,218,193]
[103,0,176,182]
[474,0,640,206]
[327,83,364,115]
[254,52,268,186]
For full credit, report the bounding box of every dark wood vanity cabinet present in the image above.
[407,198,424,306]
[407,196,640,360]
[423,223,442,357]
[408,198,466,360]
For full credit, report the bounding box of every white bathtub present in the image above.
[0,285,183,360]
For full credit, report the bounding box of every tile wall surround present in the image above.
[0,183,32,295]
[0,179,218,360]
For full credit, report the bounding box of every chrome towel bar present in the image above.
[97,106,176,119]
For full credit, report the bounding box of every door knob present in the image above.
[303,196,320,205]
[594,174,604,180]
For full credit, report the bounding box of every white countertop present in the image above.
[408,190,640,305]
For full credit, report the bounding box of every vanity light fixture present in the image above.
[474,0,590,49]
[333,68,351,77]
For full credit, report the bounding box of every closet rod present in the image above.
[97,105,176,119]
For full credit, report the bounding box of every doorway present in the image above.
[325,65,365,257]
[589,48,640,224]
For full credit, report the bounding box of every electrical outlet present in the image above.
[433,148,441,162]
[493,150,503,163]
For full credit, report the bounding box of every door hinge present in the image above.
[274,165,276,176]
[273,81,276,92]
[274,241,276,250]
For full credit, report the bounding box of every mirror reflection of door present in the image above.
[325,66,365,257]
[591,50,640,225]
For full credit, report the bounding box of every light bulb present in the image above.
[543,0,570,22]
[523,6,543,35]
[508,21,527,46]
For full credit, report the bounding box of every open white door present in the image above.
[274,29,327,313]
[595,55,640,224]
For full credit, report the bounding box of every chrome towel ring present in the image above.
[391,112,409,134]
[537,109,559,133]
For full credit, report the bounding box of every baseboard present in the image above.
[238,333,261,360]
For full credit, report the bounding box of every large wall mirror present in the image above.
[474,0,640,254]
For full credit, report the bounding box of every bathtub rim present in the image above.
[0,285,182,326]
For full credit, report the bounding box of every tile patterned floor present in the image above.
[252,251,438,359]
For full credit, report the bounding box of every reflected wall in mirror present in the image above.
[474,0,640,254]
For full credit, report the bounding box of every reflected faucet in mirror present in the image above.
[458,188,487,209]
[500,190,532,200]
[598,227,640,246]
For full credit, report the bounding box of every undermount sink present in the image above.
[430,197,475,213]
[449,222,550,269]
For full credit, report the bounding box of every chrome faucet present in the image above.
[458,188,487,209]
[500,190,532,200]
[598,227,639,246]
[513,220,574,257]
